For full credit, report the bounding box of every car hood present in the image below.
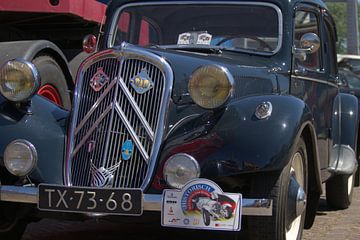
[146,48,282,104]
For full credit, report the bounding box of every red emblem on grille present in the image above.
[90,67,109,92]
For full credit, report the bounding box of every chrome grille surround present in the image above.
[65,43,173,190]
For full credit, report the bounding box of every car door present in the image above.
[290,4,339,179]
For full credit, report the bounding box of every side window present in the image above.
[294,10,322,71]
[323,15,338,77]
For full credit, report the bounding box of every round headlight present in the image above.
[188,65,234,109]
[4,139,37,177]
[163,153,200,189]
[0,59,40,102]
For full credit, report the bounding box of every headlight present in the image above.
[4,139,37,177]
[163,153,200,189]
[0,59,40,102]
[188,65,234,109]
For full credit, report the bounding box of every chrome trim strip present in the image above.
[74,80,117,135]
[0,186,272,216]
[114,102,150,162]
[0,185,38,204]
[291,75,339,88]
[108,1,283,56]
[72,104,113,157]
[117,77,155,141]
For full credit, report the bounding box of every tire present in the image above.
[32,55,71,110]
[0,204,28,240]
[202,209,211,226]
[326,173,354,209]
[224,206,233,219]
[303,190,320,229]
[248,137,308,240]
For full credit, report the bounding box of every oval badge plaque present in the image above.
[121,140,134,161]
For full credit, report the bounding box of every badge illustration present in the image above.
[161,179,242,231]
[130,69,154,94]
[121,140,133,161]
[197,33,212,45]
[90,67,109,92]
[178,32,191,45]
[90,160,121,187]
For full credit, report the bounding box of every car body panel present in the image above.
[0,95,68,184]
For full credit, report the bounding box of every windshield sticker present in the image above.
[197,33,212,45]
[161,178,242,231]
[178,33,192,45]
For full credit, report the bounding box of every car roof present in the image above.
[106,0,327,13]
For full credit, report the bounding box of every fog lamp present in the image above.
[188,65,234,109]
[163,153,200,189]
[4,139,37,177]
[0,59,40,102]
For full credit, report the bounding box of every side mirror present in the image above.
[293,33,321,54]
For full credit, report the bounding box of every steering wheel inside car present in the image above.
[215,35,272,51]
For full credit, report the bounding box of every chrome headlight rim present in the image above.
[163,153,201,189]
[4,139,38,177]
[0,59,41,102]
[188,64,235,109]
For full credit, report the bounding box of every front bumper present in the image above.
[0,185,272,216]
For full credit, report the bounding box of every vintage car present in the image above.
[338,54,360,76]
[193,193,235,226]
[337,67,360,186]
[0,0,359,239]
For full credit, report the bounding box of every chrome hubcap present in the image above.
[286,152,305,240]
[348,174,354,196]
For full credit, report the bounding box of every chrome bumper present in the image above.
[0,185,272,216]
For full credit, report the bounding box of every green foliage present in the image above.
[327,2,360,54]
[327,3,347,53]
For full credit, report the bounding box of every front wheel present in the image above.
[326,173,354,209]
[223,206,233,219]
[33,55,71,110]
[202,209,211,226]
[248,137,308,240]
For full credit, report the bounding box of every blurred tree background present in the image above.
[327,2,360,53]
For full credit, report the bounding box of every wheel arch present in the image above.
[33,48,75,94]
[330,93,359,175]
[300,123,322,195]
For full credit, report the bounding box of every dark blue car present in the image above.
[0,0,359,239]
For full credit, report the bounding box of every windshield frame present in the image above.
[107,1,283,56]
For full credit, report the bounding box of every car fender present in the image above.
[0,95,68,184]
[329,93,359,174]
[161,95,321,191]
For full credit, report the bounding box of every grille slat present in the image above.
[68,53,166,188]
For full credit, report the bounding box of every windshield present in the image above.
[111,3,282,55]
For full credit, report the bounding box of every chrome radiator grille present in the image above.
[66,47,171,189]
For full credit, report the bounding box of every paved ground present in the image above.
[23,187,360,240]
[302,186,360,240]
